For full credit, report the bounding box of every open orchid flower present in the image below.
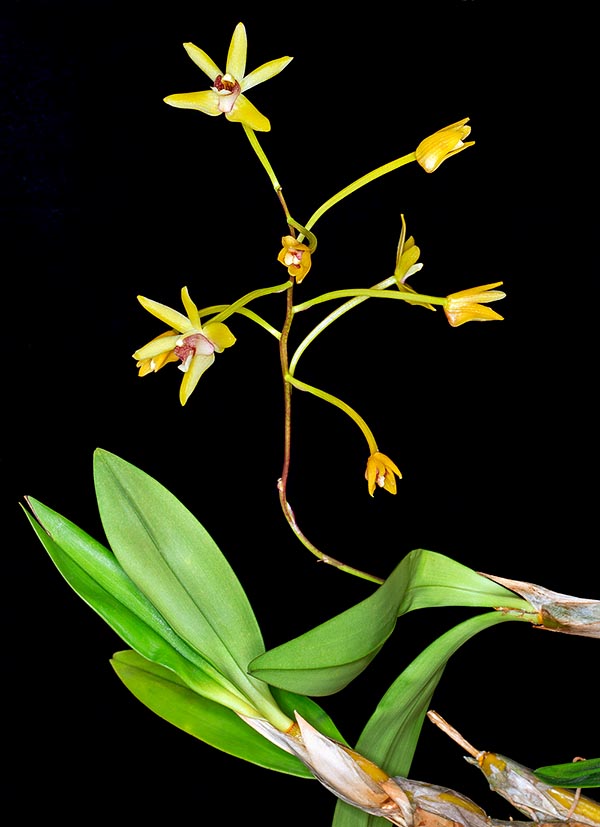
[133,287,236,406]
[164,22,292,131]
[365,451,402,497]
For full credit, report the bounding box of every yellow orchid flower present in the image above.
[444,282,506,327]
[393,214,434,310]
[365,452,402,497]
[415,117,475,173]
[163,22,293,132]
[133,287,236,406]
[277,235,312,282]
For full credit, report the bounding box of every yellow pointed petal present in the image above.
[226,22,247,80]
[182,42,222,81]
[203,321,236,351]
[241,56,293,91]
[226,94,270,131]
[394,214,407,270]
[366,463,378,497]
[134,332,181,361]
[446,305,505,327]
[448,281,505,300]
[163,90,221,116]
[135,331,180,375]
[180,286,202,329]
[137,296,193,332]
[179,352,215,405]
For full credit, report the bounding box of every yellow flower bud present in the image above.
[444,282,505,327]
[416,118,475,173]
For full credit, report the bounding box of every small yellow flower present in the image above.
[365,452,402,497]
[133,287,236,405]
[277,235,312,282]
[393,214,434,311]
[444,282,506,327]
[415,118,475,173]
[163,22,293,132]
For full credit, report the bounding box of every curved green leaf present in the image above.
[24,498,256,713]
[93,449,283,722]
[331,613,518,827]
[354,612,517,776]
[534,757,600,788]
[111,650,313,777]
[250,549,530,696]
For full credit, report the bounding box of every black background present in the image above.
[3,1,598,822]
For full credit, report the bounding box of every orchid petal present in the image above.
[134,333,181,361]
[227,94,271,131]
[163,90,221,116]
[203,322,237,352]
[182,42,222,81]
[179,352,215,405]
[241,56,294,91]
[181,286,202,329]
[137,296,193,332]
[226,22,247,81]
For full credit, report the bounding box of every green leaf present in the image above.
[111,650,313,777]
[24,498,257,713]
[534,757,600,788]
[330,801,373,827]
[92,449,284,723]
[354,612,517,776]
[250,549,529,696]
[330,613,518,827]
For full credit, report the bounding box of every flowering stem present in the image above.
[276,488,384,585]
[199,305,281,339]
[299,152,417,239]
[285,375,378,455]
[278,373,384,584]
[242,126,308,244]
[209,282,292,324]
[243,125,281,190]
[294,287,447,314]
[289,275,399,375]
[276,264,382,584]
[278,284,294,502]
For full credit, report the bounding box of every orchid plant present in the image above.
[24,21,599,827]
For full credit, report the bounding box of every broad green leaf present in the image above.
[354,612,517,774]
[534,757,600,788]
[250,549,530,696]
[24,499,256,713]
[93,449,284,723]
[331,613,518,827]
[111,650,313,777]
